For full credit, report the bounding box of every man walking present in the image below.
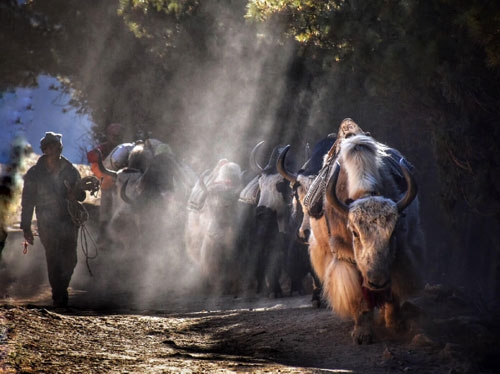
[21,132,91,307]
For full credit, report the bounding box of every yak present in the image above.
[316,133,425,344]
[276,134,337,307]
[239,141,295,298]
[185,159,246,294]
[96,139,195,261]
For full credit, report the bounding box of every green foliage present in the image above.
[118,0,198,39]
[119,0,195,17]
[246,0,342,46]
[451,0,500,68]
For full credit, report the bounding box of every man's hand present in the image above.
[23,229,34,245]
[80,176,100,196]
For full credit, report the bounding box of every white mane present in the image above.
[339,135,388,197]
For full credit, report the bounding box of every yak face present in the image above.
[196,160,243,212]
[251,172,289,255]
[119,153,175,207]
[195,161,243,235]
[277,136,336,243]
[211,161,243,191]
[128,142,154,173]
[347,196,399,291]
[249,142,293,207]
[204,186,241,245]
[206,180,242,226]
[292,174,317,243]
[256,173,290,233]
[257,167,290,204]
[139,153,175,196]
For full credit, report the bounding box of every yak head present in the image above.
[277,135,336,243]
[197,159,244,213]
[248,141,292,233]
[277,145,315,243]
[346,196,399,290]
[96,143,176,207]
[326,158,417,291]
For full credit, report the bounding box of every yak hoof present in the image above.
[311,289,322,308]
[387,317,406,333]
[352,325,374,345]
[311,295,322,308]
[268,290,283,299]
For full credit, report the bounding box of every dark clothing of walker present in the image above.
[21,155,85,307]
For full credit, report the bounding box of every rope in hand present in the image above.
[67,199,98,276]
[79,220,98,277]
[67,175,101,277]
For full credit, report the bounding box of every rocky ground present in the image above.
[1,280,499,373]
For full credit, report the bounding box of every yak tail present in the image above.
[323,257,364,319]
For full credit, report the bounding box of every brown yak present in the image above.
[312,132,425,344]
[276,119,368,307]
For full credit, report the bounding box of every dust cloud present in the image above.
[1,4,309,311]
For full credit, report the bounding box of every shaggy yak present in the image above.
[312,133,425,344]
[185,159,245,294]
[276,134,336,307]
[276,119,369,307]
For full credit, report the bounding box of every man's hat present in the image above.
[40,132,63,150]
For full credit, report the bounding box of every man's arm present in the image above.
[20,169,36,244]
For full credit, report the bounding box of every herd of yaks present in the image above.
[96,118,425,344]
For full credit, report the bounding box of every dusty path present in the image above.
[2,283,499,373]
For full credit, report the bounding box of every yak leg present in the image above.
[352,309,375,345]
[254,244,266,294]
[323,258,375,344]
[266,244,284,298]
[311,270,322,308]
[308,233,332,283]
[383,296,404,332]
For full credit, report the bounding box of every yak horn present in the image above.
[277,145,297,184]
[396,158,418,212]
[120,179,133,205]
[96,149,117,179]
[249,141,264,173]
[326,161,349,217]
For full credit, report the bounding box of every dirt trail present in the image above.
[2,282,499,373]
